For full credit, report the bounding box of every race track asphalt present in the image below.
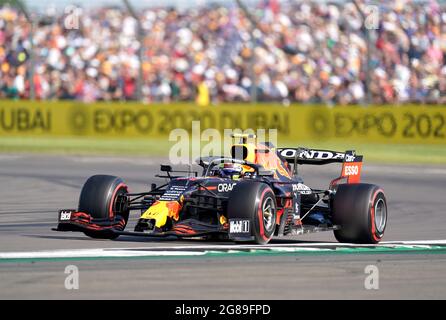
[0,154,445,299]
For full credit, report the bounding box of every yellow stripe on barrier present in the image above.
[1,101,445,144]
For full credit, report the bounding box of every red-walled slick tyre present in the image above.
[78,175,129,240]
[332,183,387,244]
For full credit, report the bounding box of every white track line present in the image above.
[1,240,445,259]
[81,239,446,251]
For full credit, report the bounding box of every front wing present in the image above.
[54,210,226,238]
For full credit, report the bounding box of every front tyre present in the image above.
[332,183,387,244]
[227,181,277,244]
[78,175,129,240]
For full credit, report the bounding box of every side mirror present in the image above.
[160,165,172,172]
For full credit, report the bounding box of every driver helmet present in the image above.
[218,163,243,180]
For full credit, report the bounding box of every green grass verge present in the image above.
[0,137,173,156]
[0,136,445,164]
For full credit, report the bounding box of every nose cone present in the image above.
[140,200,181,228]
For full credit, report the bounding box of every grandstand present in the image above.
[0,0,445,105]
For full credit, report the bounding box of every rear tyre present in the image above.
[78,175,129,240]
[332,183,387,244]
[227,181,277,244]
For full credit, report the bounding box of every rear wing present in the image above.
[277,148,363,184]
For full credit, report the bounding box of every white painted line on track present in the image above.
[0,240,445,260]
[381,240,446,245]
[68,239,446,251]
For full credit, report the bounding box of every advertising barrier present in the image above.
[1,100,445,144]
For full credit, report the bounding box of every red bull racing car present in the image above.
[56,135,388,244]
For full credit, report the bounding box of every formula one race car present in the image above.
[55,135,388,244]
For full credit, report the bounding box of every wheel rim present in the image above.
[262,196,275,232]
[113,188,128,215]
[374,198,387,233]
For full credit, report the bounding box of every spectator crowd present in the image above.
[0,0,445,105]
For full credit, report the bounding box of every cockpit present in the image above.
[198,133,292,180]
